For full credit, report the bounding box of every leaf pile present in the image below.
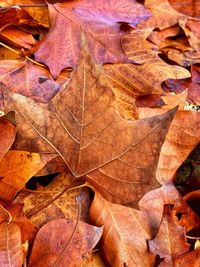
[0,0,200,266]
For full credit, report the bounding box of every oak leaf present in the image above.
[3,42,177,207]
[28,218,103,267]
[0,222,23,267]
[149,205,190,266]
[34,0,152,78]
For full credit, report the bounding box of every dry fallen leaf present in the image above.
[90,191,154,266]
[0,222,23,267]
[34,0,152,78]
[0,60,70,103]
[23,172,90,227]
[0,112,16,160]
[3,40,177,207]
[28,218,103,267]
[0,150,55,202]
[149,205,190,266]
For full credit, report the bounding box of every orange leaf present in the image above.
[90,191,155,266]
[28,218,103,267]
[149,205,190,265]
[0,112,16,160]
[3,41,177,207]
[0,150,55,202]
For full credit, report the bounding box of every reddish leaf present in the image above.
[169,0,200,17]
[0,60,70,103]
[3,42,177,207]
[34,0,152,78]
[175,249,200,267]
[90,191,154,267]
[149,205,190,265]
[136,94,164,107]
[3,203,38,243]
[0,113,16,160]
[28,218,103,267]
[0,222,23,267]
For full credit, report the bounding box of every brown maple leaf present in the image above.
[3,41,177,207]
[34,0,152,78]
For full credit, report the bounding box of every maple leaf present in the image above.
[3,42,177,207]
[28,218,103,267]
[0,222,23,267]
[149,205,190,266]
[34,0,152,78]
[0,112,16,160]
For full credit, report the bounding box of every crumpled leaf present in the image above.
[34,0,152,78]
[0,150,55,202]
[28,218,103,267]
[0,112,16,160]
[0,222,23,267]
[3,41,177,207]
[90,191,155,267]
[0,60,70,103]
[23,172,90,227]
[149,205,190,266]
